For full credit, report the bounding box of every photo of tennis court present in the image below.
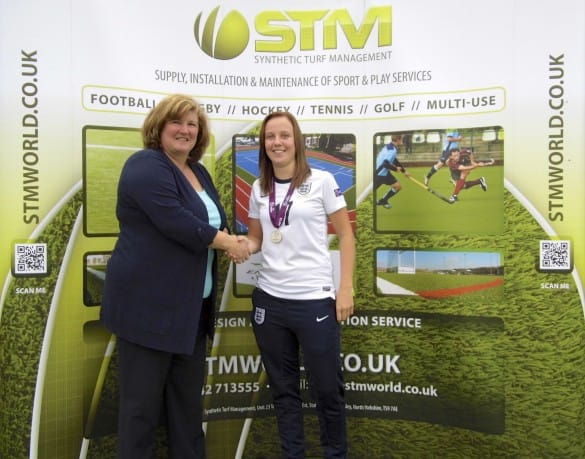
[234,133,357,234]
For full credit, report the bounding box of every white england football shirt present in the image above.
[248,168,347,300]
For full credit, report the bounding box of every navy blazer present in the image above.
[100,149,227,354]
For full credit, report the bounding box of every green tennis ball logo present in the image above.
[194,7,249,60]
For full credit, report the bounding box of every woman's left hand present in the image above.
[336,286,354,322]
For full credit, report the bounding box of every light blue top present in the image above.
[198,189,221,298]
[443,131,460,151]
[375,143,398,176]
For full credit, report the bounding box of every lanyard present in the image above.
[268,178,294,229]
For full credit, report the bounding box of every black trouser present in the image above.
[252,288,347,459]
[116,324,207,458]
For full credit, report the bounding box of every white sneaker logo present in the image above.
[316,315,329,322]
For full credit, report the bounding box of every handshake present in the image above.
[225,235,253,264]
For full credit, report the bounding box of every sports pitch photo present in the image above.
[83,126,215,236]
[373,127,504,234]
[375,249,504,301]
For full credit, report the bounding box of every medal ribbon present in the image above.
[269,178,295,229]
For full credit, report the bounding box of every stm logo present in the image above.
[194,6,392,61]
[194,7,250,60]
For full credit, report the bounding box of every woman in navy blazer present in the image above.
[101,94,249,458]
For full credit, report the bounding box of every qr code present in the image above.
[14,243,48,276]
[539,240,571,271]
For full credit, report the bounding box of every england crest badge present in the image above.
[254,306,266,325]
[298,182,312,195]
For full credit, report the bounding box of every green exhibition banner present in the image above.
[1,1,584,458]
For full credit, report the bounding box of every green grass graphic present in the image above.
[2,142,583,459]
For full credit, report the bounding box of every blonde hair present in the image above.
[142,94,210,161]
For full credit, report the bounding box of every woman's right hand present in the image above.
[210,231,250,263]
[226,235,251,264]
